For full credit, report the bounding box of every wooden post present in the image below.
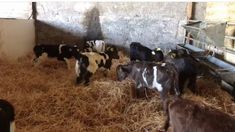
[32,2,38,45]
[184,2,195,44]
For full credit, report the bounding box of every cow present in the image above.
[116,61,179,102]
[0,99,15,132]
[163,97,235,132]
[164,49,198,95]
[72,46,119,85]
[83,40,106,52]
[129,42,164,62]
[33,44,78,69]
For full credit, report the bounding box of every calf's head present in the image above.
[152,48,164,62]
[167,49,189,59]
[33,45,46,57]
[105,46,119,59]
[71,46,81,60]
[116,64,132,81]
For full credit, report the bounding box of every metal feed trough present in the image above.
[179,20,235,99]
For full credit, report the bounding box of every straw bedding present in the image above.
[0,52,234,132]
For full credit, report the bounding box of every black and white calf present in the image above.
[165,49,198,95]
[116,61,179,100]
[83,40,106,52]
[0,99,15,132]
[130,42,164,62]
[33,44,78,69]
[73,47,119,85]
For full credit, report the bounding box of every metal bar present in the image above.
[227,22,235,26]
[221,80,234,93]
[225,48,235,54]
[183,38,235,58]
[206,55,235,72]
[187,20,201,22]
[225,36,235,40]
[187,20,226,24]
[184,37,211,46]
[183,25,202,30]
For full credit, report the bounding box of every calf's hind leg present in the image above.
[136,87,146,99]
[188,75,197,94]
[84,71,93,86]
[76,67,86,84]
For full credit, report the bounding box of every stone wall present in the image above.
[36,2,188,50]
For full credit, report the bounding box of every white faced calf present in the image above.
[84,40,106,52]
[116,61,179,100]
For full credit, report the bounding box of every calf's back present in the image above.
[169,98,235,132]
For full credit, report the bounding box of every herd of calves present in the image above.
[1,40,235,132]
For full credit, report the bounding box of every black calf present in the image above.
[130,42,164,62]
[0,99,15,132]
[165,49,198,94]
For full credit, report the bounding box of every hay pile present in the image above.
[0,52,234,132]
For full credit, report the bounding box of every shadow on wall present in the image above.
[84,7,103,41]
[36,21,84,47]
[36,6,104,47]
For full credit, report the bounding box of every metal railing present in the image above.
[183,20,235,56]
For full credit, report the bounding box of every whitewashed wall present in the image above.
[36,2,188,50]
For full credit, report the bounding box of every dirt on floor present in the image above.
[0,52,234,132]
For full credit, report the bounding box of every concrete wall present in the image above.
[194,2,207,20]
[36,2,188,50]
[0,19,35,61]
[0,2,34,61]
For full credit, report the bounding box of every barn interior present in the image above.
[0,2,235,132]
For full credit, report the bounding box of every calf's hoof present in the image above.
[83,82,90,86]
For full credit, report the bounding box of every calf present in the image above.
[163,97,235,132]
[83,40,106,52]
[116,61,179,100]
[33,44,78,69]
[73,47,119,85]
[83,40,119,59]
[130,42,164,62]
[0,99,15,132]
[165,49,198,95]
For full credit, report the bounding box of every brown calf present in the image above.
[164,97,235,132]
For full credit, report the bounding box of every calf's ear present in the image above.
[155,48,161,51]
[161,63,166,67]
[171,53,176,58]
[151,51,156,55]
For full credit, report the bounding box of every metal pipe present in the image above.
[225,36,235,40]
[221,80,234,93]
[187,20,226,24]
[206,55,235,72]
[227,22,235,26]
[183,25,202,30]
[184,37,211,46]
